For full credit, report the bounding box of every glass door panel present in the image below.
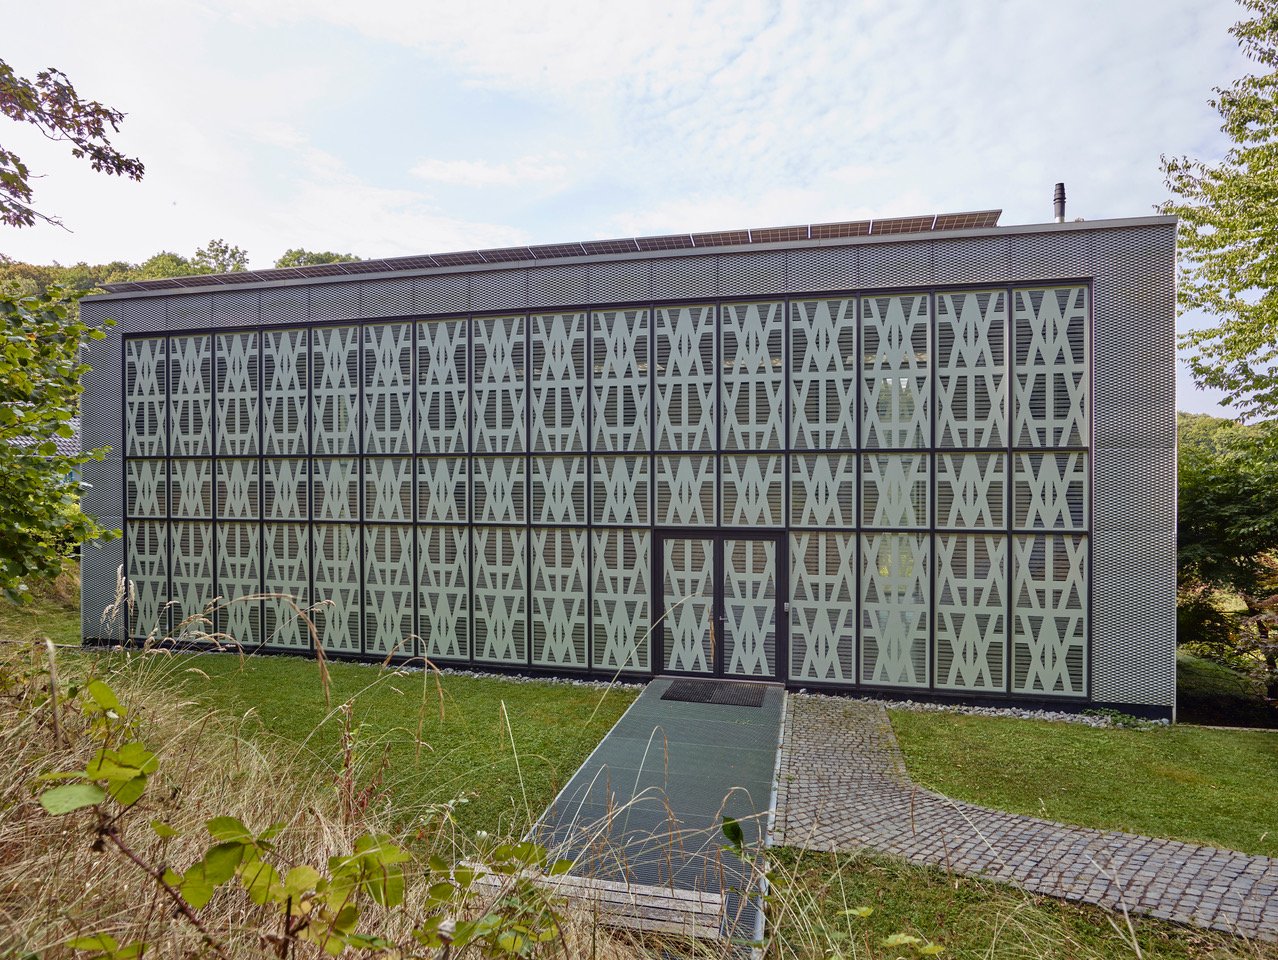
[724,538,777,678]
[662,538,714,673]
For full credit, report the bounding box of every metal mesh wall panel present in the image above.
[261,287,308,326]
[651,257,717,299]
[860,240,934,287]
[414,274,469,315]
[360,278,414,319]
[1008,231,1094,280]
[588,260,649,303]
[1092,527,1175,706]
[528,263,588,308]
[471,270,529,313]
[531,529,589,668]
[310,284,360,325]
[719,251,786,297]
[932,236,1011,284]
[786,246,857,293]
[211,289,260,327]
[81,533,124,643]
[167,293,213,328]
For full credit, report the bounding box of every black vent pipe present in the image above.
[1054,182,1066,223]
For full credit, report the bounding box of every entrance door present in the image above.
[655,532,785,680]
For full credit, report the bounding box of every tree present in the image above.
[275,248,360,268]
[0,286,114,600]
[192,238,248,274]
[0,58,144,229]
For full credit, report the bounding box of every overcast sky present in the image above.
[3,0,1255,414]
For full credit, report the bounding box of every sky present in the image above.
[2,0,1256,415]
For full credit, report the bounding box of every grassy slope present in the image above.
[891,710,1278,858]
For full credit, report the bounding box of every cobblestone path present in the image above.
[773,695,1278,942]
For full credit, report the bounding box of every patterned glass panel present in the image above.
[530,457,587,525]
[170,460,213,519]
[592,456,649,526]
[654,304,715,451]
[532,529,589,667]
[721,455,784,527]
[125,338,167,458]
[1013,286,1088,448]
[364,526,414,657]
[474,527,527,664]
[363,324,413,455]
[364,458,412,523]
[216,523,260,645]
[722,301,784,450]
[861,295,929,449]
[473,315,526,455]
[313,459,358,521]
[789,533,856,683]
[531,312,588,452]
[593,529,650,672]
[936,535,1006,690]
[790,298,856,450]
[724,539,776,677]
[263,523,310,650]
[264,459,308,521]
[171,522,214,637]
[263,329,308,457]
[419,526,469,661]
[473,457,526,524]
[860,533,929,687]
[1013,453,1088,530]
[861,454,929,528]
[216,332,259,457]
[417,318,468,456]
[1013,534,1087,695]
[655,455,716,526]
[417,458,467,525]
[936,453,1005,529]
[126,460,166,519]
[127,520,168,640]
[216,459,260,520]
[312,326,360,457]
[170,335,213,457]
[663,538,713,673]
[313,524,361,653]
[592,308,649,452]
[791,454,856,528]
[936,290,1007,448]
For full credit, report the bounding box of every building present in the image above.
[78,209,1177,718]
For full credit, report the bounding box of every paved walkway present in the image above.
[773,695,1278,943]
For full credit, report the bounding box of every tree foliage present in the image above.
[0,58,144,229]
[0,286,114,600]
[1161,0,1278,419]
[275,247,360,268]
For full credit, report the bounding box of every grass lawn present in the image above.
[891,710,1278,858]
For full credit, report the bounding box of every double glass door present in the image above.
[655,531,785,680]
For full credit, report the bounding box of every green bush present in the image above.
[1177,652,1275,727]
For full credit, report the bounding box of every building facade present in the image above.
[79,212,1177,718]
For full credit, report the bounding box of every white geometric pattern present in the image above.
[263,329,308,457]
[363,458,412,523]
[791,454,857,528]
[1013,453,1088,530]
[127,520,168,639]
[216,522,260,645]
[862,454,929,528]
[170,335,213,457]
[363,324,413,456]
[721,301,784,450]
[216,332,259,457]
[861,533,929,687]
[474,457,526,524]
[313,524,361,653]
[1013,286,1089,448]
[724,538,776,677]
[417,458,467,525]
[592,309,649,452]
[312,327,360,457]
[171,522,214,636]
[127,460,166,518]
[473,527,527,664]
[663,538,713,673]
[125,338,167,458]
[264,459,308,521]
[721,455,784,527]
[364,525,414,657]
[171,459,213,518]
[655,304,715,451]
[419,526,468,660]
[790,298,857,450]
[655,455,715,526]
[473,315,526,455]
[1013,534,1087,695]
[593,529,650,671]
[417,318,468,456]
[861,295,929,449]
[935,534,1006,690]
[592,456,650,526]
[531,312,588,452]
[789,533,857,683]
[531,457,587,525]
[532,529,589,667]
[936,290,1007,449]
[313,459,358,521]
[263,523,309,650]
[216,459,259,520]
[936,453,1006,529]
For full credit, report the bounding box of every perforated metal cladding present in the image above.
[81,534,124,644]
[860,240,934,287]
[363,324,413,455]
[588,260,649,303]
[360,278,413,319]
[719,251,785,296]
[261,287,308,326]
[862,454,929,528]
[470,270,528,313]
[532,529,589,668]
[593,529,650,671]
[651,256,717,299]
[310,284,359,326]
[531,312,588,452]
[663,538,714,672]
[787,246,857,293]
[126,520,168,640]
[81,331,122,452]
[1092,526,1175,706]
[211,289,260,327]
[364,526,415,657]
[473,527,527,664]
[414,274,468,315]
[528,264,587,308]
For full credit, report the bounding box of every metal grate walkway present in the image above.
[532,677,785,946]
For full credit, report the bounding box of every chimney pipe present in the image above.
[1053,182,1066,223]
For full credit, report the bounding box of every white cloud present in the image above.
[410,155,569,188]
